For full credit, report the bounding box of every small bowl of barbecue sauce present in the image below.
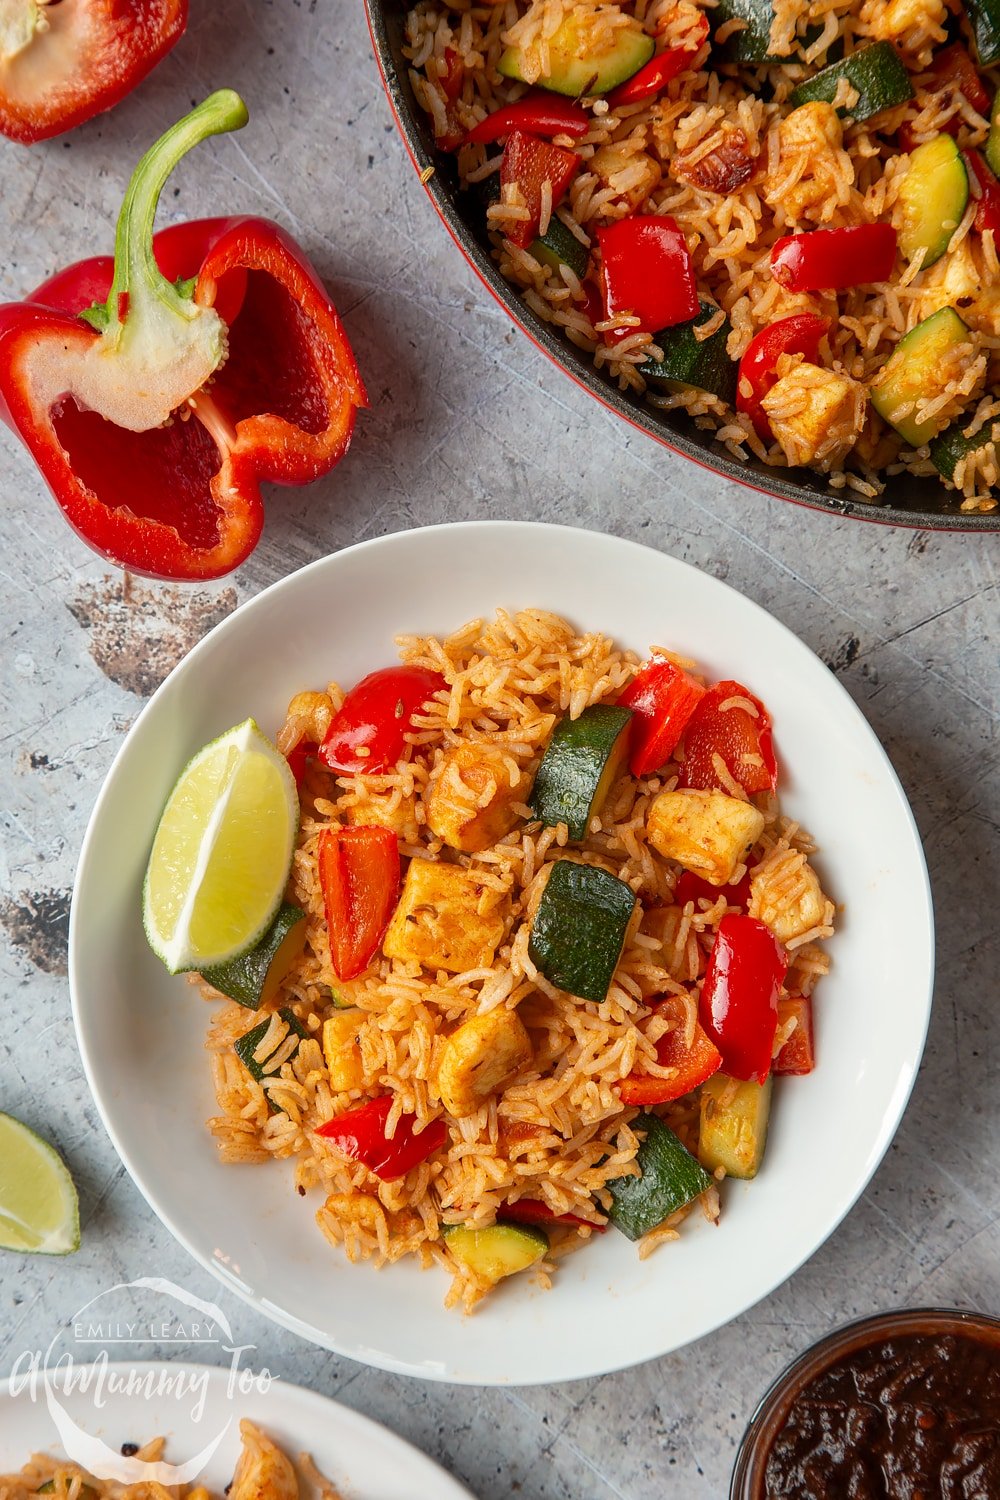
[731,1308,1000,1498]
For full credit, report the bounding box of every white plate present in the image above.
[0,1361,473,1498]
[70,522,934,1385]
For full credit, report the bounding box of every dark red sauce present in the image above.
[763,1329,1000,1498]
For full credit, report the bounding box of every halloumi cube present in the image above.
[425,743,522,853]
[322,1012,365,1093]
[437,1007,532,1117]
[383,859,506,972]
[647,789,765,886]
[750,857,831,945]
[761,361,866,469]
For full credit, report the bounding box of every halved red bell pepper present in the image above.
[0,0,188,145]
[318,826,401,982]
[770,225,897,292]
[678,680,777,795]
[465,92,589,146]
[617,657,706,777]
[500,1199,606,1231]
[316,1095,447,1179]
[597,215,699,338]
[618,994,721,1105]
[774,995,816,1076]
[699,916,787,1084]
[966,149,1000,235]
[319,666,446,775]
[736,313,829,442]
[500,129,580,249]
[0,92,366,581]
[605,19,708,107]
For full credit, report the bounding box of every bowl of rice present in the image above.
[70,521,934,1384]
[366,0,1000,529]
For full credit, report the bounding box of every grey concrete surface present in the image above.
[0,2,998,1495]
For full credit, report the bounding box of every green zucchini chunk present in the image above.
[713,0,777,63]
[443,1222,548,1284]
[499,15,653,97]
[638,299,737,405]
[871,306,971,447]
[528,859,637,1005]
[965,0,1000,66]
[986,87,1000,178]
[929,418,999,484]
[897,134,969,271]
[235,1008,309,1112]
[789,42,913,120]
[201,902,307,1010]
[532,215,590,279]
[531,703,632,840]
[607,1112,713,1240]
[698,1073,773,1180]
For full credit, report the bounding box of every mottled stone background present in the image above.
[0,2,997,1494]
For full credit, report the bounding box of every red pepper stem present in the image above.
[100,89,249,336]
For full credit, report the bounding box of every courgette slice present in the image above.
[965,0,1000,66]
[698,1073,773,1180]
[498,14,653,97]
[200,902,307,1010]
[607,1112,713,1240]
[528,859,637,1005]
[789,42,913,120]
[713,0,777,63]
[871,306,972,447]
[637,299,736,405]
[929,418,999,484]
[897,134,969,270]
[986,88,1000,178]
[531,704,632,839]
[532,215,590,278]
[235,1008,309,1111]
[443,1222,548,1284]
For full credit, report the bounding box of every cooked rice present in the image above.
[201,610,834,1311]
[405,0,1000,511]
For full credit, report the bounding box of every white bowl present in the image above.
[0,1361,473,1498]
[70,521,934,1385]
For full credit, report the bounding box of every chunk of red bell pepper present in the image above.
[285,740,318,787]
[0,0,187,145]
[736,313,830,442]
[465,92,590,145]
[618,657,706,777]
[499,1199,607,1231]
[618,994,722,1105]
[930,42,991,117]
[678,680,777,795]
[966,149,1000,236]
[674,857,757,912]
[319,665,446,775]
[318,826,401,982]
[0,92,366,581]
[699,916,787,1084]
[770,224,898,293]
[500,129,580,249]
[597,215,699,339]
[774,995,816,1076]
[316,1096,447,1179]
[605,19,708,107]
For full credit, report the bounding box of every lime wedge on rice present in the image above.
[0,1114,80,1255]
[143,718,298,974]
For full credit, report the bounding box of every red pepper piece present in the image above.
[316,1096,447,1180]
[319,665,446,775]
[465,92,590,146]
[0,93,366,581]
[678,680,777,795]
[318,826,401,982]
[617,657,706,777]
[675,858,757,912]
[597,215,699,340]
[699,916,787,1084]
[435,47,467,151]
[500,129,580,249]
[930,42,991,117]
[770,224,897,293]
[499,1199,607,1231]
[966,149,1000,236]
[736,313,829,442]
[285,740,318,787]
[605,20,708,108]
[0,0,188,145]
[774,995,816,1076]
[618,994,722,1105]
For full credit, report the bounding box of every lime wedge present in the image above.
[0,1114,80,1255]
[143,718,298,974]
